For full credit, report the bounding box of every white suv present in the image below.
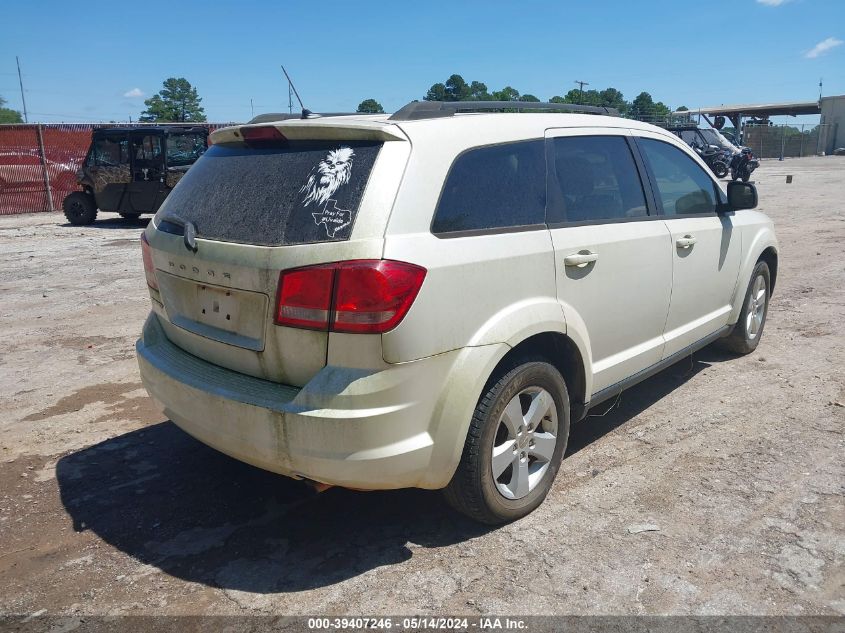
[136,101,778,524]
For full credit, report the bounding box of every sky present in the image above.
[1,0,843,125]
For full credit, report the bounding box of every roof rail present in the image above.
[388,101,619,121]
[248,112,364,124]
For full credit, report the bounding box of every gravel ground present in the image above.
[0,157,843,618]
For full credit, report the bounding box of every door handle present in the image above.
[676,235,697,249]
[564,251,599,267]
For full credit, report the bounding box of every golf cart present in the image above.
[63,126,208,225]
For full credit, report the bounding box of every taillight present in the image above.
[332,261,426,333]
[275,260,426,334]
[140,232,158,290]
[275,264,335,330]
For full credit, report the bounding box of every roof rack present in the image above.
[388,100,619,121]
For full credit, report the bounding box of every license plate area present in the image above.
[196,284,239,333]
[156,271,268,351]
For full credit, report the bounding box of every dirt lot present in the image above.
[0,157,843,618]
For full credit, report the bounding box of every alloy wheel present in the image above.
[745,274,767,340]
[491,387,558,500]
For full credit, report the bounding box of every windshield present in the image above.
[154,140,382,246]
[699,129,739,152]
[679,130,702,148]
[166,133,207,167]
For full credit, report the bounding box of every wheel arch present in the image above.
[729,225,779,324]
[758,246,778,294]
[486,332,588,423]
[421,328,591,490]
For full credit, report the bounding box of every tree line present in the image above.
[357,73,684,120]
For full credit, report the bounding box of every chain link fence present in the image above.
[0,124,90,215]
[628,113,836,159]
[742,123,836,159]
[0,123,231,215]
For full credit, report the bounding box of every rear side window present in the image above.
[548,136,648,223]
[638,138,717,215]
[432,140,545,234]
[91,136,129,167]
[155,140,382,246]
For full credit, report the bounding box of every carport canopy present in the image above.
[678,100,820,118]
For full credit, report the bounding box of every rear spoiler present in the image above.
[247,112,358,124]
[211,120,406,145]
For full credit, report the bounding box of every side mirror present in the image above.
[726,181,758,210]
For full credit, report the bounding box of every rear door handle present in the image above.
[676,235,697,249]
[564,251,598,267]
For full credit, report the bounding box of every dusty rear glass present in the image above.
[154,140,382,246]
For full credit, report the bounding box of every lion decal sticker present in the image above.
[300,146,355,238]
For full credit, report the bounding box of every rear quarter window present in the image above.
[155,140,382,246]
[432,140,546,235]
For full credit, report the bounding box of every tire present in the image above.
[741,171,751,183]
[713,162,728,178]
[718,261,771,354]
[443,359,570,524]
[119,213,142,220]
[63,191,97,226]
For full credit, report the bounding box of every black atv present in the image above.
[62,126,208,225]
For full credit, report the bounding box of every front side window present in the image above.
[638,138,717,216]
[92,136,129,167]
[166,133,207,166]
[548,135,648,223]
[432,140,545,234]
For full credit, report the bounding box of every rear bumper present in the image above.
[136,314,467,490]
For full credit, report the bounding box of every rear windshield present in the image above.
[154,140,382,246]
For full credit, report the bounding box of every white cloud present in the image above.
[123,88,144,98]
[756,0,790,5]
[805,37,844,58]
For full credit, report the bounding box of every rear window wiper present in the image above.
[157,214,199,252]
[157,213,186,235]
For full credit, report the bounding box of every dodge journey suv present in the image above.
[136,101,778,524]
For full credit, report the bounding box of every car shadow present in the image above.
[59,216,150,229]
[56,422,490,594]
[56,344,735,594]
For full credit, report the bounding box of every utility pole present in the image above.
[819,77,823,101]
[574,80,589,105]
[250,98,254,118]
[16,56,28,123]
